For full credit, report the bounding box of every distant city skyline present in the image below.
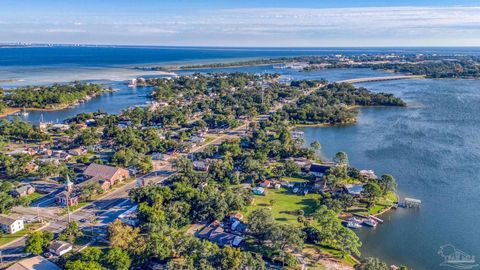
[1,0,480,46]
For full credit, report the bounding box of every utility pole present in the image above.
[66,192,71,224]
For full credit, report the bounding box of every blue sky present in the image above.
[1,0,480,46]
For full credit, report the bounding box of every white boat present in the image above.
[21,108,29,117]
[346,221,362,229]
[349,217,363,223]
[363,218,378,227]
[128,79,137,87]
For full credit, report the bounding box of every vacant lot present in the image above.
[244,187,320,225]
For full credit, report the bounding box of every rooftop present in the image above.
[83,163,127,181]
[6,256,61,270]
[0,214,19,226]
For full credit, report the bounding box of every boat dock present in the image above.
[400,197,422,208]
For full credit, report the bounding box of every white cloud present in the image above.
[45,28,86,33]
[2,6,480,45]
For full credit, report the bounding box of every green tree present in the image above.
[247,208,274,243]
[313,206,341,245]
[379,174,397,195]
[310,141,321,151]
[355,257,389,270]
[220,246,242,270]
[65,260,106,270]
[25,231,53,255]
[59,221,83,244]
[362,182,383,205]
[80,247,103,262]
[104,247,132,270]
[336,227,361,257]
[268,223,304,265]
[334,151,348,165]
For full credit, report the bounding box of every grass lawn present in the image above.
[244,188,320,225]
[25,192,43,202]
[349,191,397,216]
[282,176,310,183]
[304,244,358,267]
[0,222,43,246]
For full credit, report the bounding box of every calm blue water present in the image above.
[3,46,480,67]
[301,78,480,270]
[2,46,480,269]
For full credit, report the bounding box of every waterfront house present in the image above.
[83,163,129,186]
[0,215,24,234]
[309,162,335,177]
[6,256,61,270]
[360,169,378,179]
[11,184,35,198]
[344,184,365,196]
[48,240,73,256]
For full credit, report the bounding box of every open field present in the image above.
[244,187,320,225]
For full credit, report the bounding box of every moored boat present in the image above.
[363,218,378,227]
[346,220,362,229]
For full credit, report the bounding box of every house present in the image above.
[190,135,205,144]
[55,191,79,206]
[83,163,129,186]
[231,220,247,235]
[197,221,220,240]
[309,163,334,177]
[252,187,266,195]
[291,130,304,139]
[48,240,73,256]
[98,180,111,192]
[259,180,272,188]
[291,157,312,171]
[68,147,87,156]
[6,255,61,270]
[0,215,24,234]
[197,222,243,247]
[360,169,378,179]
[344,184,365,196]
[193,161,209,171]
[228,212,244,221]
[11,184,35,198]
[208,227,243,247]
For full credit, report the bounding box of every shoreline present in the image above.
[0,90,113,118]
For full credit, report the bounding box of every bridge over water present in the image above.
[337,75,425,84]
